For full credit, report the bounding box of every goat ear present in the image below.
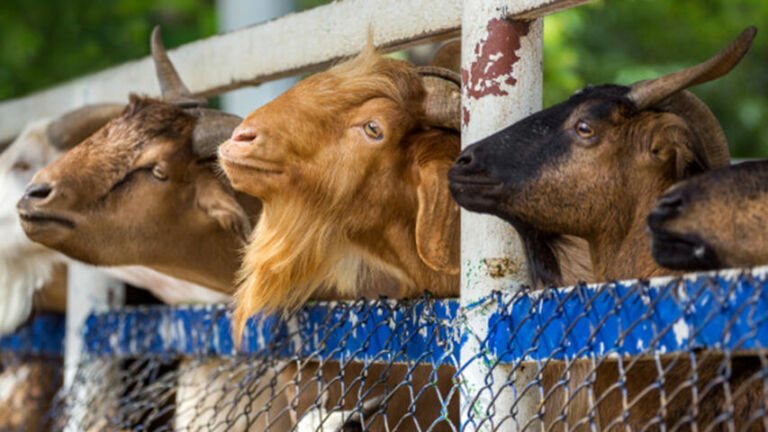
[195,171,251,243]
[648,116,707,180]
[414,131,460,275]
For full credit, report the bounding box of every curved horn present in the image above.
[628,26,757,110]
[654,90,730,169]
[188,108,242,157]
[418,66,461,131]
[45,104,125,150]
[151,26,206,107]
[431,39,461,73]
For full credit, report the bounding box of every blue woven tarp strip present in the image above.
[486,271,768,362]
[81,271,768,363]
[0,313,65,356]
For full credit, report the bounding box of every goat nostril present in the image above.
[455,153,473,167]
[231,128,257,143]
[657,193,684,211]
[24,183,53,200]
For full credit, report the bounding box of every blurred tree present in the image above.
[0,0,216,100]
[544,0,768,158]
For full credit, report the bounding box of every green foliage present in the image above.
[544,0,768,157]
[0,0,216,101]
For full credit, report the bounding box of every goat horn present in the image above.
[151,26,206,107]
[46,104,125,150]
[418,66,461,131]
[430,39,461,74]
[628,26,757,110]
[189,108,242,157]
[654,90,730,169]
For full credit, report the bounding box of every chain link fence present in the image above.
[37,268,768,431]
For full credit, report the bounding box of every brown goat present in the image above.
[450,28,762,430]
[16,28,289,432]
[649,159,768,271]
[17,31,258,294]
[219,44,463,431]
[220,44,462,333]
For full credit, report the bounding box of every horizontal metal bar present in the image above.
[0,0,459,144]
[0,0,596,144]
[0,313,65,357]
[80,267,768,363]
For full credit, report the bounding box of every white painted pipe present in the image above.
[63,263,124,432]
[459,2,544,430]
[217,0,298,117]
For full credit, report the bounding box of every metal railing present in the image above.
[5,0,764,431]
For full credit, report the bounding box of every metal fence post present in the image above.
[460,2,544,430]
[64,263,124,431]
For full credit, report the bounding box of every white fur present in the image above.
[296,407,351,432]
[0,364,30,401]
[0,119,63,335]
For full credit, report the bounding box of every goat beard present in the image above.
[232,197,375,343]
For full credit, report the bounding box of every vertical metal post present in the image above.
[460,2,543,430]
[64,263,124,431]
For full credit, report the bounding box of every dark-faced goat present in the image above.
[450,27,762,430]
[649,159,768,270]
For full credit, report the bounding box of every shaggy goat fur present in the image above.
[226,46,460,338]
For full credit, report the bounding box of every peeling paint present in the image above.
[463,19,531,100]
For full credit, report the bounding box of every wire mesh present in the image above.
[53,269,768,431]
[0,314,64,432]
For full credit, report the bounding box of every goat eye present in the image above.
[11,161,30,172]
[363,121,383,140]
[575,120,595,138]
[152,165,168,180]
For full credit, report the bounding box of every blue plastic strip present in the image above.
[485,270,768,362]
[81,270,768,364]
[83,298,461,364]
[0,313,65,356]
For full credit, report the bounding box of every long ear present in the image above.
[413,130,460,275]
[46,104,125,150]
[648,114,707,180]
[195,170,252,243]
[431,39,461,73]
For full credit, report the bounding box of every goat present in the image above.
[221,43,461,329]
[649,159,768,271]
[17,30,259,295]
[16,27,289,432]
[218,42,464,431]
[449,27,761,430]
[0,106,239,432]
[1,106,228,322]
